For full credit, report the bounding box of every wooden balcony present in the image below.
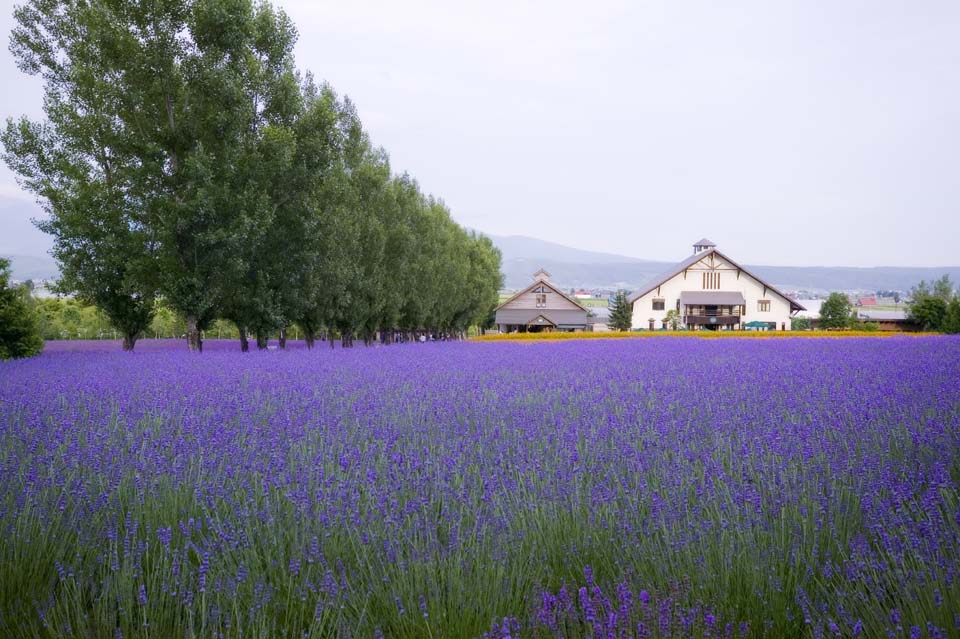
[683,315,741,326]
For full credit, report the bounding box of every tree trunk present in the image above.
[256,331,268,350]
[187,315,202,352]
[239,328,250,353]
[304,329,315,349]
[122,333,137,351]
[278,327,287,350]
[329,333,335,349]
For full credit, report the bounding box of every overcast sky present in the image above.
[2,0,958,266]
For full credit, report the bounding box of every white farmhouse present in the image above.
[629,239,805,331]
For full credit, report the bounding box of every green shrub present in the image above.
[0,258,43,360]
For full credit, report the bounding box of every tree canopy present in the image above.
[908,276,955,332]
[818,293,854,330]
[3,0,502,352]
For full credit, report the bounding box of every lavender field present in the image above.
[1,338,958,638]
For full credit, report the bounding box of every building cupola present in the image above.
[693,238,716,254]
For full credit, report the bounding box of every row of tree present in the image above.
[816,275,960,332]
[2,0,501,352]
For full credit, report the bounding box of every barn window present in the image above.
[652,298,665,311]
[702,272,720,289]
[758,300,771,312]
[533,285,548,308]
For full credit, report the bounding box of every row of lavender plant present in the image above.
[1,337,958,638]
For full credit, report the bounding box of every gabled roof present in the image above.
[494,274,589,312]
[693,238,717,247]
[628,247,805,312]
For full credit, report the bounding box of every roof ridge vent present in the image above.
[693,238,716,254]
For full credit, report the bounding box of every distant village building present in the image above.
[587,306,611,332]
[855,310,919,331]
[494,269,589,333]
[629,239,805,331]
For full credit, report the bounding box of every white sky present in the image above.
[2,0,959,266]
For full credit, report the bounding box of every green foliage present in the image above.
[859,321,880,332]
[0,258,43,359]
[908,276,955,331]
[910,297,948,331]
[664,308,682,330]
[931,274,955,301]
[943,298,960,334]
[819,292,854,329]
[607,290,632,331]
[791,316,812,331]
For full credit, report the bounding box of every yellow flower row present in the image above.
[471,330,936,342]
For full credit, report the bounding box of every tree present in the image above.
[932,275,954,302]
[943,298,960,334]
[664,308,682,330]
[819,293,854,329]
[908,276,954,331]
[3,19,160,350]
[608,290,633,331]
[910,297,947,331]
[791,316,812,331]
[0,258,43,360]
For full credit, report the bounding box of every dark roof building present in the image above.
[494,270,589,333]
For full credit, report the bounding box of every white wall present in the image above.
[630,253,794,330]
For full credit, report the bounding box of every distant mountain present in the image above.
[483,233,652,265]
[2,215,957,293]
[477,232,672,289]
[2,254,59,281]
[479,232,960,293]
[0,196,52,256]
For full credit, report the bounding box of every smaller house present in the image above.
[857,297,878,307]
[494,269,589,333]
